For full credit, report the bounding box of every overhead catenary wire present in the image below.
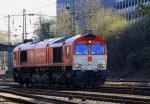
[28,3,56,12]
[0,2,56,17]
[0,1,57,42]
[0,0,19,13]
[0,2,56,25]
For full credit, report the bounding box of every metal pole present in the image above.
[23,9,27,42]
[7,15,11,70]
[3,52,5,67]
[131,0,133,21]
[72,0,75,35]
[128,0,130,22]
[89,0,92,30]
[68,0,76,35]
[24,9,27,39]
[69,0,73,35]
[23,9,25,42]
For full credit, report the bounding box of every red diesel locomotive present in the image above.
[13,33,107,87]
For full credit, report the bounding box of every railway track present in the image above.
[0,88,78,104]
[0,93,35,104]
[97,86,150,96]
[12,83,150,97]
[0,78,17,87]
[1,78,150,103]
[0,96,24,104]
[2,86,150,104]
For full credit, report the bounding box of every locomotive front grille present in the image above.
[73,55,107,71]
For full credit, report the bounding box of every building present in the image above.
[57,0,116,16]
[57,0,150,20]
[116,0,150,21]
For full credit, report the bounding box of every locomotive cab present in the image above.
[72,34,107,86]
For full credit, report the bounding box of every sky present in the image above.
[0,0,56,42]
[0,0,56,31]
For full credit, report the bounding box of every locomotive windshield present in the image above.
[75,44,105,55]
[75,44,88,55]
[91,44,105,55]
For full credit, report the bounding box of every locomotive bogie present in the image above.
[13,66,73,86]
[73,70,107,86]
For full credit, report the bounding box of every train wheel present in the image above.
[31,83,35,86]
[48,84,51,87]
[19,82,24,87]
[25,83,30,87]
[66,84,70,88]
[19,78,24,87]
[84,85,88,88]
[92,85,98,89]
[73,84,80,88]
[57,80,61,88]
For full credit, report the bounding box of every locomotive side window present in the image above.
[53,47,62,63]
[75,44,88,55]
[20,51,27,62]
[91,44,104,55]
[66,46,71,56]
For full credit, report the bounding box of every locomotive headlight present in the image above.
[75,64,79,68]
[75,64,82,68]
[79,64,82,67]
[88,40,92,44]
[99,63,106,69]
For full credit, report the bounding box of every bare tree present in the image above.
[56,9,71,37]
[56,0,128,37]
[34,16,55,40]
[0,31,7,44]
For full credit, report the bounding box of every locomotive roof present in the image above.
[13,35,81,51]
[65,35,81,44]
[53,35,80,43]
[14,34,105,51]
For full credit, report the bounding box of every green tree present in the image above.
[89,9,128,37]
[137,0,150,15]
[76,0,128,37]
[107,15,150,79]
[138,4,150,15]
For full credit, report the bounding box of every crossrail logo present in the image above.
[88,57,92,61]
